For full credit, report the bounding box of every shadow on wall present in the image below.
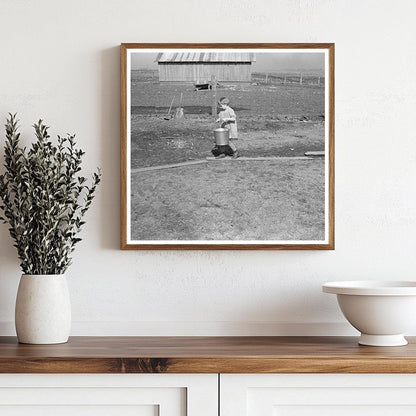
[226,282,343,335]
[100,46,121,250]
[0,223,20,325]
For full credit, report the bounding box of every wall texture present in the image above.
[1,0,416,336]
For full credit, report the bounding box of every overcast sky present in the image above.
[131,52,325,74]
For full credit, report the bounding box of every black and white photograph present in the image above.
[121,44,334,249]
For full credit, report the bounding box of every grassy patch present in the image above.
[131,159,325,241]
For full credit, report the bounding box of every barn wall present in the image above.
[158,63,252,82]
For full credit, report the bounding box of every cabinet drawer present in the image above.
[221,374,416,416]
[0,374,217,416]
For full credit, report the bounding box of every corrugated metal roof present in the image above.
[156,52,256,63]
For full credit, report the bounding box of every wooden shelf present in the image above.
[1,336,416,373]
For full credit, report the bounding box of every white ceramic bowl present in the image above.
[323,281,416,346]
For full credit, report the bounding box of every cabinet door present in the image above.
[0,374,217,416]
[221,374,416,416]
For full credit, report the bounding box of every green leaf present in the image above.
[0,113,101,274]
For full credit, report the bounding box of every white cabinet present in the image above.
[220,374,416,416]
[0,374,218,416]
[4,373,416,415]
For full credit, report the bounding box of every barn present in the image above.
[155,52,256,83]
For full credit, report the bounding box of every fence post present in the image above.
[300,72,303,85]
[265,73,268,84]
[211,75,217,117]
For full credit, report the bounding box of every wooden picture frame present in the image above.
[121,43,334,250]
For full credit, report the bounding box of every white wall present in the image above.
[0,0,416,336]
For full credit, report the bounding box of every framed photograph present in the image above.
[121,43,334,250]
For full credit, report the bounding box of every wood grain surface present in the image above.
[0,336,415,373]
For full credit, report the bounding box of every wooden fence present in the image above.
[252,72,324,86]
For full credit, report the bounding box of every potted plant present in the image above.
[0,114,101,344]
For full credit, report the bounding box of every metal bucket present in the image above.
[214,128,229,145]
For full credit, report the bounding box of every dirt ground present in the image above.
[131,159,325,241]
[131,115,324,169]
[131,70,324,117]
[129,71,326,241]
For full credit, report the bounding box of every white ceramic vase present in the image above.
[15,274,71,344]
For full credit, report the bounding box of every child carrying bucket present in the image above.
[211,97,239,159]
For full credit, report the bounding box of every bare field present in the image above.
[131,115,324,169]
[130,71,325,169]
[131,159,325,241]
[129,70,326,241]
[131,70,324,118]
